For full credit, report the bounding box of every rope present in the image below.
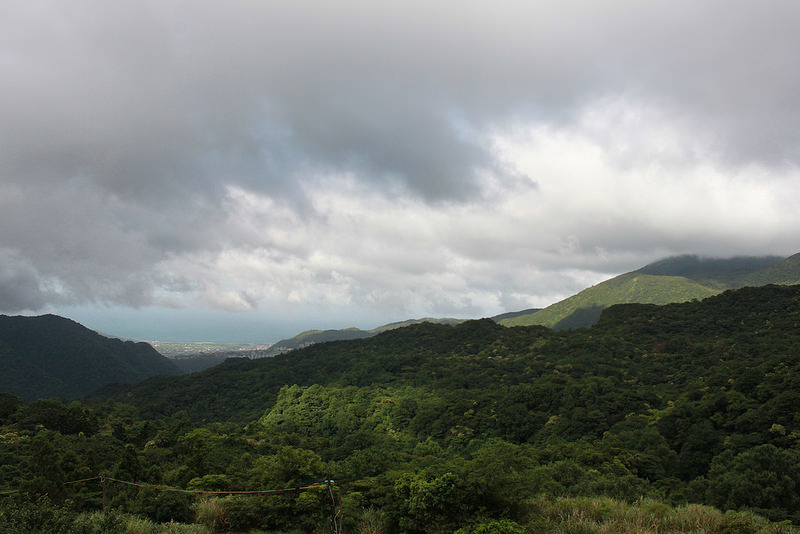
[63,475,330,496]
[56,476,343,530]
[64,476,102,485]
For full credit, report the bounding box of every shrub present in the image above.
[194,498,229,533]
[356,506,385,534]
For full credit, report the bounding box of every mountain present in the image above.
[738,252,800,286]
[635,254,784,287]
[16,285,800,531]
[0,314,181,401]
[500,253,798,329]
[92,283,800,424]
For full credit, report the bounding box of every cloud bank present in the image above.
[2,0,800,334]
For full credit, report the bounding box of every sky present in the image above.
[2,1,800,343]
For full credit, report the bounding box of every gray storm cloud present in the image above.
[2,0,800,314]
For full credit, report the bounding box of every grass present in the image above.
[4,495,796,533]
[114,496,800,533]
[523,496,798,534]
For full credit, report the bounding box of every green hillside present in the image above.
[502,272,719,329]
[501,253,798,329]
[65,284,800,530]
[0,314,180,401]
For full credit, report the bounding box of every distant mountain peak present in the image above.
[500,252,799,330]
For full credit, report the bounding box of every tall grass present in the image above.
[524,496,798,534]
[4,494,795,533]
[101,514,209,534]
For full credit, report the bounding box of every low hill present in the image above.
[501,253,797,329]
[0,314,180,401]
[265,327,375,355]
[145,318,466,374]
[264,317,464,356]
[159,315,542,375]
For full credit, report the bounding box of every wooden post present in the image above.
[101,474,107,511]
[326,479,341,534]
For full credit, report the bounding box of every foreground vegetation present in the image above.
[1,493,797,533]
[3,285,800,531]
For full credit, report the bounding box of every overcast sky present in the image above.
[2,1,800,342]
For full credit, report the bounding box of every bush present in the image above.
[194,498,229,533]
[356,506,385,534]
[0,494,76,533]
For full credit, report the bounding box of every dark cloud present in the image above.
[0,251,51,312]
[2,0,800,319]
[5,1,799,203]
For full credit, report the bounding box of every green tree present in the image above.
[706,445,800,519]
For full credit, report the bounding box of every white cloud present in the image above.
[3,1,800,341]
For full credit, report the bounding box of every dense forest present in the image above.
[2,285,800,532]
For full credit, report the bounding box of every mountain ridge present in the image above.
[262,316,465,356]
[501,253,799,329]
[0,314,181,401]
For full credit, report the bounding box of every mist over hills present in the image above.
[635,254,784,286]
[501,253,800,329]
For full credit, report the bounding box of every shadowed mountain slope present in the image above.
[0,314,180,401]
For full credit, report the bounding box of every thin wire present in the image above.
[64,476,102,485]
[63,475,329,496]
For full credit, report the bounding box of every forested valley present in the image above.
[3,285,800,533]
